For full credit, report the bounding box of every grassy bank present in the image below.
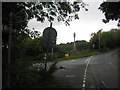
[49,51,101,62]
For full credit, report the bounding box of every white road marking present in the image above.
[100,77,109,88]
[101,80,109,88]
[109,62,117,69]
[82,56,93,88]
[82,83,85,87]
[65,75,76,77]
[83,80,85,83]
[85,58,89,63]
[71,60,75,61]
[84,74,86,77]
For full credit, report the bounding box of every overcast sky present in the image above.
[28,1,118,44]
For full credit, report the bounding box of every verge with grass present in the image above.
[49,51,101,62]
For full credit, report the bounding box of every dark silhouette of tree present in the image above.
[99,2,120,27]
[2,1,87,30]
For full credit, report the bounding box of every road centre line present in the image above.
[83,77,86,80]
[82,56,93,88]
[84,74,86,77]
[83,80,85,83]
[86,56,93,67]
[85,58,89,63]
[83,84,85,87]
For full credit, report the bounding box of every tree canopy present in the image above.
[90,29,120,50]
[99,2,120,26]
[2,1,87,31]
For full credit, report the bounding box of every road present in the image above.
[53,49,119,88]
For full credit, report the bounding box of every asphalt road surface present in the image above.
[53,49,119,89]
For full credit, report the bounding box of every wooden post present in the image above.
[8,12,12,88]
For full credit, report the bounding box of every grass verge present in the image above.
[50,51,101,62]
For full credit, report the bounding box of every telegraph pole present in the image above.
[73,32,76,51]
[7,12,13,88]
[98,29,102,51]
[7,11,28,88]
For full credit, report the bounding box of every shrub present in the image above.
[3,59,58,88]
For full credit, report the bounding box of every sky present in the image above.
[27,1,118,44]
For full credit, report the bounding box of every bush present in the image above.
[3,58,58,88]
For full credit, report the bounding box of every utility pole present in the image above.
[98,29,102,51]
[6,10,28,88]
[8,12,13,88]
[73,32,76,51]
[7,11,28,88]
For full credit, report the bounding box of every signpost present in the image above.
[43,22,57,70]
[43,23,57,49]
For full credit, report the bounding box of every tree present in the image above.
[90,29,120,50]
[76,41,89,53]
[57,40,89,54]
[2,1,87,30]
[24,36,44,56]
[2,1,88,51]
[90,32,99,50]
[99,2,120,26]
[2,2,28,30]
[2,1,88,88]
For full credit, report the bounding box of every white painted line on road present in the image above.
[82,56,93,89]
[86,56,93,67]
[71,60,75,61]
[100,77,109,88]
[101,80,109,88]
[83,80,85,83]
[66,75,76,78]
[84,77,86,80]
[85,58,89,63]
[82,83,85,87]
[109,62,117,69]
[84,74,86,77]
[85,56,93,74]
